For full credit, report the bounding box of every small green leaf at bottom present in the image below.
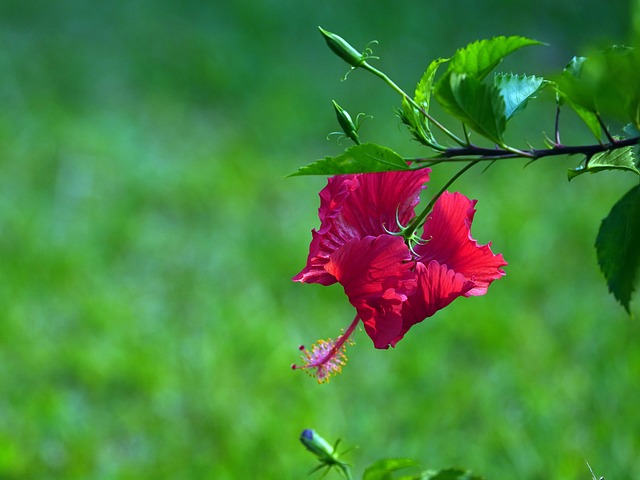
[362,458,419,480]
[422,467,484,480]
[289,143,409,176]
[596,184,640,313]
[568,146,640,181]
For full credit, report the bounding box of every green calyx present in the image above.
[383,209,430,256]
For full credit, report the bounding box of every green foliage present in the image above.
[399,97,439,148]
[289,143,409,176]
[415,58,450,109]
[557,55,592,110]
[400,58,450,148]
[624,122,640,138]
[421,468,484,480]
[302,435,485,479]
[557,56,603,139]
[362,458,419,480]
[361,459,482,480]
[301,35,551,176]
[557,46,640,133]
[568,146,640,180]
[436,72,507,144]
[445,36,544,80]
[596,184,640,313]
[433,36,542,144]
[494,73,547,120]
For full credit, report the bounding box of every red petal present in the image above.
[293,169,431,285]
[292,229,338,285]
[388,261,475,347]
[416,191,507,295]
[292,176,360,285]
[316,175,359,234]
[325,235,417,349]
[331,169,431,238]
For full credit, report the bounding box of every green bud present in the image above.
[332,100,360,144]
[300,429,353,480]
[319,26,369,68]
[300,429,335,460]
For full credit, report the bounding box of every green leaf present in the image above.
[563,55,587,78]
[568,146,640,180]
[436,72,506,144]
[399,57,450,147]
[588,46,640,122]
[421,467,484,480]
[596,184,640,313]
[623,123,640,138]
[556,56,601,139]
[431,36,541,143]
[557,47,640,134]
[447,36,543,80]
[289,143,409,176]
[494,73,547,120]
[415,57,450,108]
[399,98,438,147]
[363,458,419,480]
[564,97,602,140]
[556,56,592,108]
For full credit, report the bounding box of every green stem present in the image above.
[405,161,480,238]
[361,63,465,148]
[340,464,354,480]
[597,113,616,144]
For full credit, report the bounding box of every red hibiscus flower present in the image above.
[292,169,506,382]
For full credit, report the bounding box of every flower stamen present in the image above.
[292,315,359,383]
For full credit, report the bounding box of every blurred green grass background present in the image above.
[0,1,639,478]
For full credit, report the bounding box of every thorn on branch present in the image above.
[597,114,616,145]
[554,104,562,146]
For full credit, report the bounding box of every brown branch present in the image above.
[411,136,640,165]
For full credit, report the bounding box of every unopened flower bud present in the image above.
[332,100,360,145]
[300,429,335,459]
[300,429,353,479]
[319,26,370,68]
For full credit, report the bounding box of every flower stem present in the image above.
[341,464,354,480]
[361,63,465,148]
[405,160,480,238]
